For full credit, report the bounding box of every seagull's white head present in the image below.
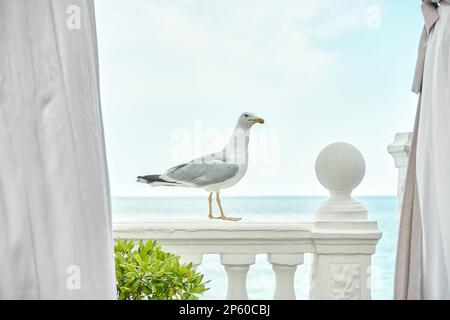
[236,112,265,130]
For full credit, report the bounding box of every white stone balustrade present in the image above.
[388,132,413,216]
[114,142,382,300]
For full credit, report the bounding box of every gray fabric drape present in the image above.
[0,0,116,299]
[394,99,423,300]
[412,0,449,93]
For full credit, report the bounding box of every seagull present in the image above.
[137,112,265,221]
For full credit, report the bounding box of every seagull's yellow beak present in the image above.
[253,117,265,124]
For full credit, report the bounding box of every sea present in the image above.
[112,196,398,300]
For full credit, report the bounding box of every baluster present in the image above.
[178,254,203,269]
[220,253,255,300]
[388,132,413,217]
[267,253,304,300]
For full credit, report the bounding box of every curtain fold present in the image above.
[0,0,116,299]
[394,100,422,300]
[396,0,450,300]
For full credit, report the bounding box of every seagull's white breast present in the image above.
[203,144,249,192]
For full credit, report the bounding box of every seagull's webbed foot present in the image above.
[220,216,242,222]
[216,192,242,222]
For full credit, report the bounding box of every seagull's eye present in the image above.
[244,114,248,117]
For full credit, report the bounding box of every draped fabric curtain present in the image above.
[395,0,450,300]
[394,100,422,299]
[0,0,116,299]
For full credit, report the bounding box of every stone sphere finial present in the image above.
[315,143,365,197]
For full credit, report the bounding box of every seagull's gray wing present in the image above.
[163,157,239,187]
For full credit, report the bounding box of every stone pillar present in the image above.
[309,143,382,300]
[221,253,255,300]
[388,132,413,216]
[178,254,203,269]
[267,253,304,300]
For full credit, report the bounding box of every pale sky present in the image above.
[94,0,422,197]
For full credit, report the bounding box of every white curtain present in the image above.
[0,0,116,299]
[416,2,450,299]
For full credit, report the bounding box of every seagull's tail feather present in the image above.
[137,175,182,187]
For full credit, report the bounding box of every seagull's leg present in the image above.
[216,192,241,221]
[208,193,220,219]
[208,193,214,219]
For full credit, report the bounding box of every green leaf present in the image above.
[115,239,209,300]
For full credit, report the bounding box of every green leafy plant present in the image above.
[115,239,209,300]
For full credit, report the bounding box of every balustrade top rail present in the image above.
[113,218,379,253]
[114,219,315,255]
[114,219,313,234]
